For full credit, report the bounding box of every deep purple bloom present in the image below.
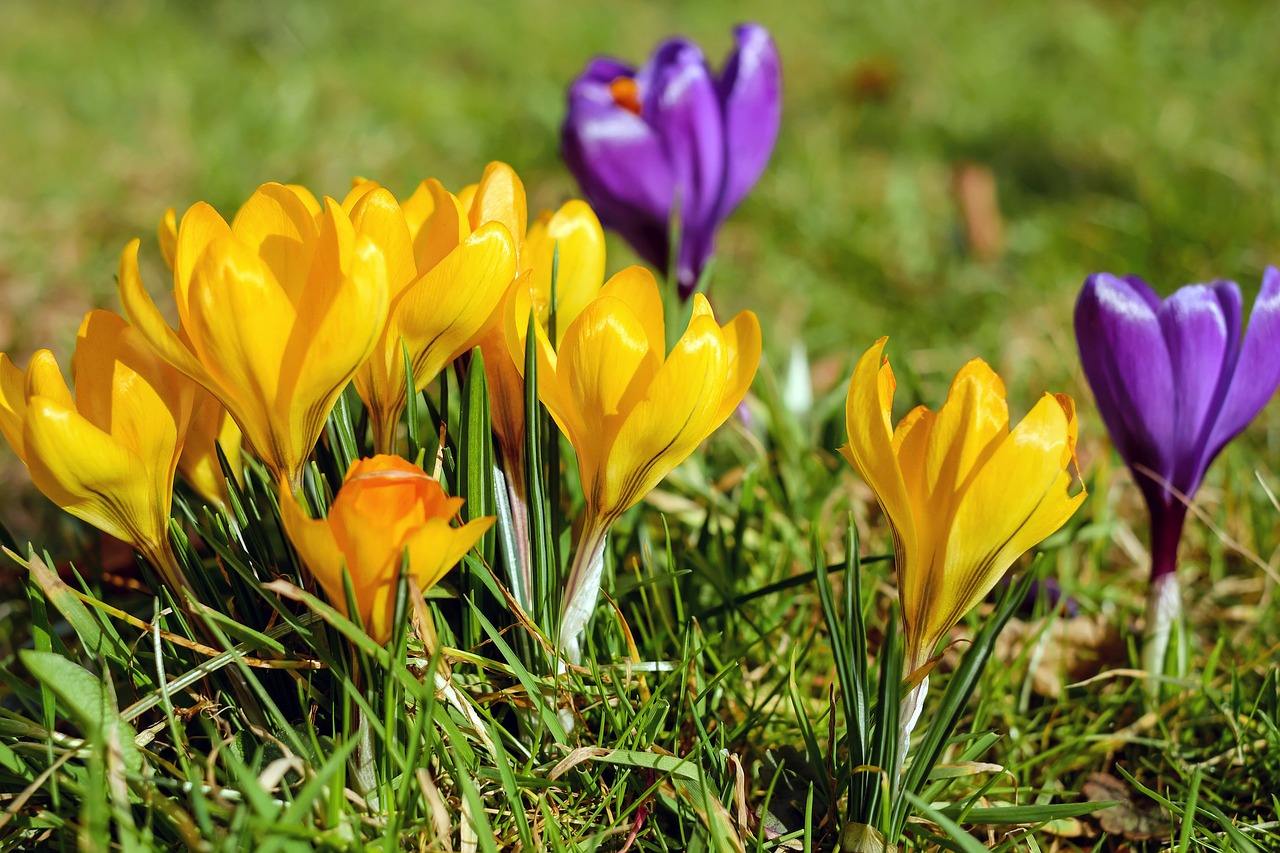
[561,24,782,298]
[1074,268,1280,579]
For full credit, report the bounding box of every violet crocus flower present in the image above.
[1074,269,1280,680]
[561,24,781,298]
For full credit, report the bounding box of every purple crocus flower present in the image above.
[1074,269,1280,581]
[561,24,782,298]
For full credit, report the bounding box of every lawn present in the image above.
[1,0,1278,849]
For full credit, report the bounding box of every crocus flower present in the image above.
[462,162,608,612]
[279,454,493,644]
[119,183,390,489]
[343,178,517,453]
[841,338,1085,753]
[0,310,194,589]
[533,268,761,660]
[1074,270,1280,678]
[562,24,782,298]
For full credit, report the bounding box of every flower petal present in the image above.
[118,240,215,387]
[523,200,606,346]
[714,24,782,221]
[841,338,916,556]
[24,395,166,551]
[468,162,527,263]
[712,308,762,426]
[348,186,417,302]
[1207,266,1280,463]
[278,488,349,619]
[231,183,321,303]
[919,359,1009,519]
[71,310,191,474]
[413,180,469,272]
[1074,273,1175,501]
[603,301,727,517]
[1157,281,1239,490]
[928,393,1084,659]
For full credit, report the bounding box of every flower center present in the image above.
[608,77,642,116]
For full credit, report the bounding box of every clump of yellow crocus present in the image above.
[533,269,761,661]
[343,179,517,453]
[0,310,194,590]
[279,454,493,644]
[841,337,1085,757]
[119,183,389,489]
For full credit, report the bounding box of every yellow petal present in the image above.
[0,352,32,459]
[279,207,388,483]
[468,162,526,263]
[230,183,321,304]
[158,208,178,271]
[173,203,232,331]
[118,240,214,387]
[920,359,1009,516]
[185,232,294,475]
[278,487,349,618]
[404,515,495,592]
[524,200,606,345]
[179,390,243,506]
[72,310,192,461]
[711,308,761,427]
[603,308,728,518]
[348,186,416,302]
[920,392,1084,659]
[396,220,516,387]
[413,180,469,272]
[840,339,919,613]
[401,179,439,241]
[24,349,74,410]
[556,293,661,502]
[597,267,666,359]
[23,395,167,552]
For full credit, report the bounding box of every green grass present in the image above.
[1,0,1279,849]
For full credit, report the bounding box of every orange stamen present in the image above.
[608,77,643,116]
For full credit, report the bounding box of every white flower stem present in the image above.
[1142,571,1184,703]
[558,515,610,666]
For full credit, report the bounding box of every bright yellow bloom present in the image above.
[279,454,494,644]
[158,208,244,507]
[841,337,1086,672]
[456,162,608,611]
[0,311,194,582]
[536,268,760,661]
[343,179,517,453]
[120,183,389,488]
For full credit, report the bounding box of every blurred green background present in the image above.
[2,0,1279,539]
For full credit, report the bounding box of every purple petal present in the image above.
[1157,281,1241,491]
[714,24,782,222]
[640,40,727,292]
[1074,273,1176,503]
[1206,266,1280,460]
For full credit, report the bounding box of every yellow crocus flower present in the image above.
[0,311,194,588]
[119,183,389,489]
[279,454,494,644]
[458,162,608,611]
[534,268,761,660]
[841,337,1085,675]
[343,178,517,453]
